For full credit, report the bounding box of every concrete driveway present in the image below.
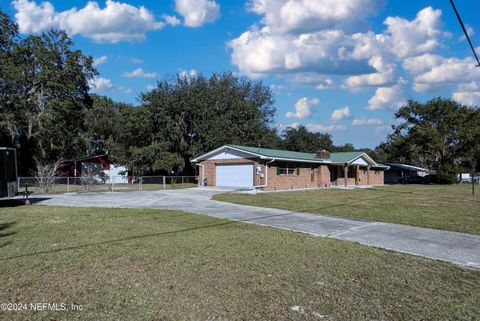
[36,187,480,269]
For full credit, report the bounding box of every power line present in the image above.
[449,0,480,67]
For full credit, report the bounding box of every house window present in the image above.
[311,167,315,182]
[276,166,299,175]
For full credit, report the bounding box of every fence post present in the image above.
[182,176,184,189]
[163,176,166,191]
[112,176,115,192]
[17,177,21,191]
[139,177,142,191]
[67,177,70,194]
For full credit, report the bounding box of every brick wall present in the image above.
[369,169,385,185]
[265,162,331,191]
[358,167,368,185]
[198,158,385,188]
[318,165,331,187]
[200,158,258,186]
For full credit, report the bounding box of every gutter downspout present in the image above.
[254,158,275,189]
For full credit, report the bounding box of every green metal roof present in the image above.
[229,145,323,161]
[329,151,365,163]
[230,145,365,163]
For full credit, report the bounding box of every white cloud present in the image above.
[123,68,158,78]
[352,118,384,126]
[316,78,334,90]
[452,91,480,106]
[146,84,156,91]
[457,81,480,92]
[178,69,198,78]
[279,121,345,133]
[269,84,285,93]
[330,106,351,121]
[13,0,56,33]
[409,56,480,93]
[368,78,408,111]
[228,0,388,79]
[163,15,181,26]
[229,27,372,78]
[306,123,346,132]
[89,76,135,94]
[228,3,479,113]
[286,73,330,85]
[229,3,447,96]
[459,25,474,41]
[12,0,164,43]
[452,81,480,106]
[344,56,396,89]
[384,7,442,59]
[88,76,113,92]
[130,58,143,64]
[93,55,108,66]
[374,125,392,134]
[286,97,319,119]
[175,0,220,27]
[118,86,132,94]
[402,53,444,76]
[247,0,381,34]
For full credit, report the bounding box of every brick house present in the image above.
[191,145,389,190]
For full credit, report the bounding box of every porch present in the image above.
[330,164,373,187]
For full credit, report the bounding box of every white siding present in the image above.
[351,157,369,166]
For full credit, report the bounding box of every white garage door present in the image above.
[216,164,254,188]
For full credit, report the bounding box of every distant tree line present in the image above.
[1,10,479,182]
[374,98,480,183]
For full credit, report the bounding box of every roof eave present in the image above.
[263,156,331,164]
[348,153,378,166]
[190,145,334,164]
[191,145,264,163]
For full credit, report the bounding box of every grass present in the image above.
[213,184,480,235]
[0,204,479,320]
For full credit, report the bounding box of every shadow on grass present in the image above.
[0,241,12,248]
[0,222,16,231]
[0,220,238,261]
[0,198,51,208]
[0,222,16,248]
[0,208,335,261]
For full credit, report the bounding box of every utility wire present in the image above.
[449,0,480,67]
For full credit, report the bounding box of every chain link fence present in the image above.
[17,176,198,195]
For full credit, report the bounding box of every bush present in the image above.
[436,163,459,184]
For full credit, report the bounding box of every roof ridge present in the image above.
[230,144,313,154]
[191,145,377,165]
[230,145,364,156]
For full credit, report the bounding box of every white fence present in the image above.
[17,176,198,195]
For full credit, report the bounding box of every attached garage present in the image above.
[215,163,254,188]
[192,145,388,190]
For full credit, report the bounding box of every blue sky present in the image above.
[2,0,479,148]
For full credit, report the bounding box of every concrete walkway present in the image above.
[35,187,480,269]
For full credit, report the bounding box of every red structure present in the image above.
[57,154,110,177]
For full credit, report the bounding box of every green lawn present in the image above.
[213,184,480,235]
[0,204,479,320]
